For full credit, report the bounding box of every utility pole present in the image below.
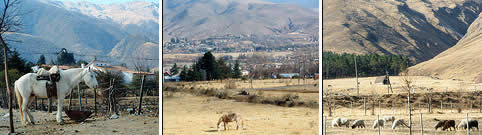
[355,55,359,96]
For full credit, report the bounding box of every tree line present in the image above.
[323,51,410,79]
[171,51,242,81]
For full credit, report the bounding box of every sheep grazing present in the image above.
[383,116,395,123]
[392,119,409,129]
[351,120,365,129]
[434,118,455,131]
[372,119,385,128]
[457,119,479,131]
[332,117,351,128]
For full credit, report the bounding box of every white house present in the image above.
[241,70,249,76]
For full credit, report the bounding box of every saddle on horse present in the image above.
[35,66,61,98]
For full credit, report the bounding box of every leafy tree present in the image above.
[77,60,88,65]
[200,51,218,80]
[217,58,228,80]
[179,65,188,81]
[56,48,75,65]
[37,54,46,65]
[322,51,411,79]
[170,63,179,75]
[232,60,241,78]
[8,50,30,73]
[0,69,22,88]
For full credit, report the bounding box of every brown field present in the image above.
[323,76,477,96]
[163,79,319,134]
[163,92,318,135]
[322,76,482,134]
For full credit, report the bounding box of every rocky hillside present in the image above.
[162,0,318,41]
[323,0,482,63]
[7,0,158,66]
[408,12,482,81]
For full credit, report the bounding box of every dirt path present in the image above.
[163,92,318,135]
[0,109,158,134]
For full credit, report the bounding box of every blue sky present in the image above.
[58,0,158,4]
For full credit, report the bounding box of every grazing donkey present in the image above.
[217,113,243,131]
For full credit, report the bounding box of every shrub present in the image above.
[224,80,237,89]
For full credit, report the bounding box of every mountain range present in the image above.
[409,12,482,81]
[323,0,482,63]
[7,0,159,67]
[162,0,318,42]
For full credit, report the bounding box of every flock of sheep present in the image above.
[331,116,480,131]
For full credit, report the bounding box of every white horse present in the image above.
[14,67,98,125]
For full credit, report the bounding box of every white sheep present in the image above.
[373,119,385,128]
[458,119,469,129]
[392,119,409,129]
[332,117,350,128]
[351,120,365,129]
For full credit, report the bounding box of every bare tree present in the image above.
[0,0,22,133]
[400,70,413,135]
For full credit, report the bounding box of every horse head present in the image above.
[82,67,98,88]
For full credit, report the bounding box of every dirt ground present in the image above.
[0,109,158,135]
[0,96,159,135]
[163,92,318,135]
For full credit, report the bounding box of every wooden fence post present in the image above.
[379,100,381,114]
[467,113,470,135]
[364,97,367,116]
[377,114,381,135]
[420,113,423,135]
[471,101,473,112]
[137,75,146,115]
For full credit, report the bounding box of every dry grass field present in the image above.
[175,79,318,90]
[163,92,318,135]
[322,76,482,134]
[163,79,319,134]
[323,76,477,96]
